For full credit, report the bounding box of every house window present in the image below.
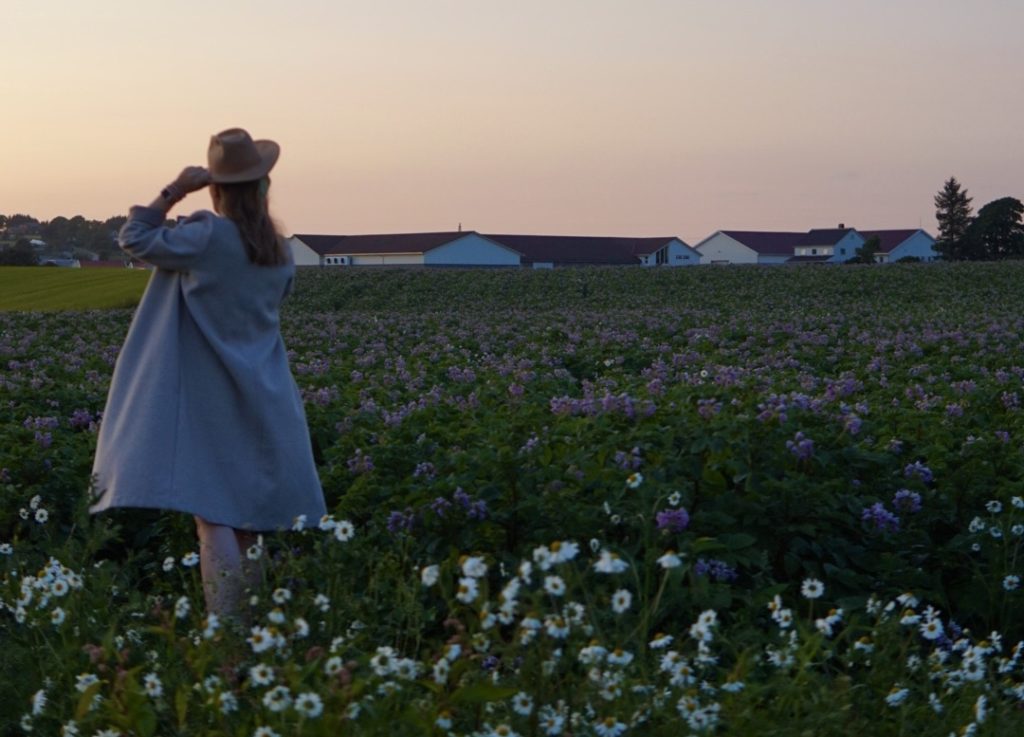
[811,248,818,255]
[840,248,845,255]
[656,248,668,265]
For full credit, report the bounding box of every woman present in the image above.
[90,128,326,617]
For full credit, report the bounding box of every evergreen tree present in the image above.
[934,177,974,260]
[966,197,1024,260]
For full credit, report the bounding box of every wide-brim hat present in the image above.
[208,127,280,184]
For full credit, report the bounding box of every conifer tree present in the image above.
[934,177,974,260]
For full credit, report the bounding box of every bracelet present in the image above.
[160,183,184,205]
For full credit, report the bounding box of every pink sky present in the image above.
[3,0,1022,244]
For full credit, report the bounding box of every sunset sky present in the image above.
[3,0,1022,243]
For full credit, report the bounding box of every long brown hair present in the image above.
[210,177,286,266]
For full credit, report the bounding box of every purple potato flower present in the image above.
[861,502,900,533]
[903,461,933,484]
[694,558,738,582]
[656,508,690,533]
[892,489,922,514]
[785,432,814,460]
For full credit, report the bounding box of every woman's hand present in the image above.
[173,166,212,194]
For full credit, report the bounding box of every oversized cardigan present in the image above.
[89,205,326,530]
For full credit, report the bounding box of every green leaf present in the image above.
[175,685,189,728]
[721,533,757,550]
[691,537,728,554]
[75,682,102,721]
[450,682,520,704]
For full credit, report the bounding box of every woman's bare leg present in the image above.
[235,530,264,596]
[194,516,244,618]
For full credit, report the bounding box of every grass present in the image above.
[0,266,150,311]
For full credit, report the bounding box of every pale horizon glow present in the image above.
[3,0,1022,244]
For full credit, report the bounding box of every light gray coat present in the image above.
[89,205,326,530]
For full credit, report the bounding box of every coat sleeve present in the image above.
[118,206,213,271]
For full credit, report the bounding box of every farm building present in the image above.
[287,231,700,267]
[483,234,700,268]
[695,226,937,264]
[790,228,865,263]
[287,232,521,267]
[695,231,806,265]
[859,229,937,262]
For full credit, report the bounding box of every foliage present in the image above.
[933,177,974,260]
[849,234,881,264]
[967,197,1024,261]
[3,263,1024,734]
[0,239,39,266]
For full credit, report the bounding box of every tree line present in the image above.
[933,178,1024,261]
[0,213,128,265]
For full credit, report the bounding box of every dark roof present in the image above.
[858,229,924,254]
[293,232,479,256]
[717,231,806,255]
[484,234,679,265]
[796,228,856,247]
[291,234,345,256]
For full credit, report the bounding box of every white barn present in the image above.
[860,229,937,262]
[287,232,521,267]
[695,231,805,265]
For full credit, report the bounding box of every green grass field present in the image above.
[0,266,150,311]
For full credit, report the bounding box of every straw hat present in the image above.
[207,128,280,183]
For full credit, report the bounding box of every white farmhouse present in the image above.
[790,227,865,263]
[859,229,937,262]
[287,231,521,267]
[694,231,805,265]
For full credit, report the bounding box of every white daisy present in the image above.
[511,691,534,716]
[143,673,163,698]
[657,551,682,569]
[456,577,479,604]
[421,565,440,587]
[461,555,488,578]
[334,520,355,542]
[800,578,825,599]
[294,692,323,718]
[249,663,275,686]
[611,589,632,614]
[544,576,566,597]
[593,550,629,574]
[262,685,292,712]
